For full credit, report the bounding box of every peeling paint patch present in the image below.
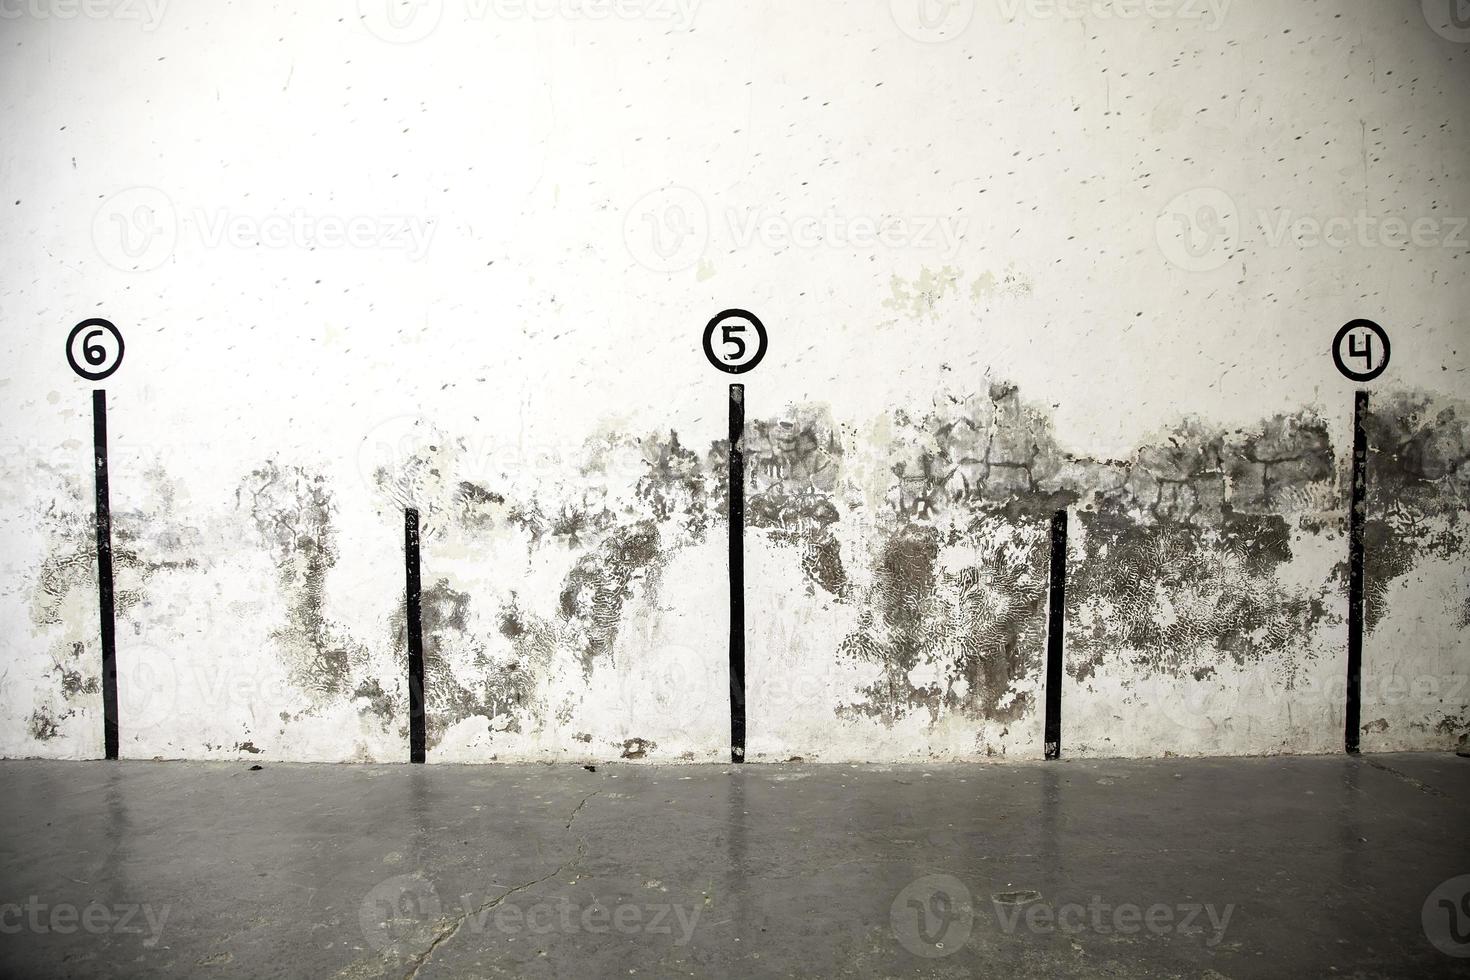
[882,266,961,320]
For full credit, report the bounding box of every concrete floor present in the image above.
[0,755,1467,978]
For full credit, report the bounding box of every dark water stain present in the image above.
[240,461,368,703]
[831,389,1347,719]
[390,578,540,750]
[559,520,665,678]
[1067,507,1335,684]
[620,737,656,759]
[636,431,711,538]
[53,644,100,698]
[1360,390,1470,632]
[29,468,198,742]
[28,706,67,741]
[837,519,1049,725]
[1434,713,1469,737]
[453,481,506,531]
[353,678,397,727]
[744,405,848,596]
[888,384,1076,520]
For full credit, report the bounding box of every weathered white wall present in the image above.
[1,0,1466,762]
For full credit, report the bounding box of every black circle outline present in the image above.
[702,309,768,375]
[1331,319,1390,383]
[66,318,125,382]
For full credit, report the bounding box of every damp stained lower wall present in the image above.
[7,379,1464,763]
[3,0,1468,766]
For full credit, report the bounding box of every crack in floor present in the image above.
[1359,756,1448,798]
[401,840,587,980]
[566,790,599,831]
[400,792,600,980]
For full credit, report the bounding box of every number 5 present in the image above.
[722,322,746,362]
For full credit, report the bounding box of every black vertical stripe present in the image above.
[1345,390,1368,754]
[728,383,746,764]
[405,508,426,764]
[1044,509,1067,760]
[93,390,119,761]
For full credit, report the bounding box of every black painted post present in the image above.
[93,389,119,760]
[405,508,426,764]
[729,383,746,764]
[1044,509,1067,760]
[1345,391,1368,754]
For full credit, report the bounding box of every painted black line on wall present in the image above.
[728,383,746,764]
[92,389,119,761]
[404,508,426,764]
[1345,390,1368,755]
[1044,509,1067,760]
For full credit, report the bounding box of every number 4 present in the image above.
[1348,331,1374,367]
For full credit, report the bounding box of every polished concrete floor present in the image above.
[0,754,1467,978]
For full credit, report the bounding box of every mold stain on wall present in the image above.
[743,384,1358,737]
[28,465,198,745]
[240,460,370,706]
[363,421,720,750]
[1065,411,1341,688]
[376,578,541,751]
[18,385,1468,758]
[1361,390,1470,632]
